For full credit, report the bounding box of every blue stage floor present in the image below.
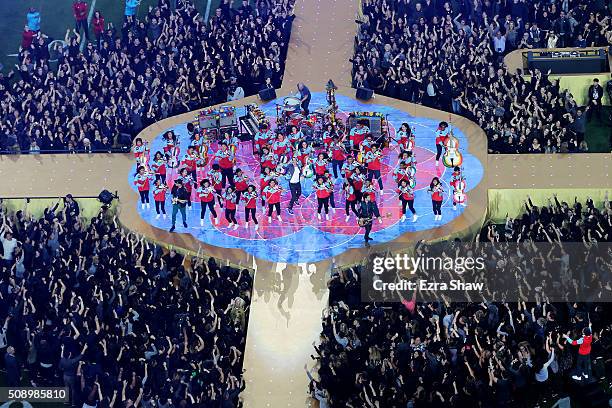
[129,93,484,263]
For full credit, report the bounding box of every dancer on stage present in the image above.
[429,177,444,220]
[214,142,235,187]
[330,137,347,178]
[152,179,167,219]
[398,179,418,222]
[133,138,150,165]
[273,133,291,160]
[209,164,224,208]
[361,179,382,223]
[169,179,189,233]
[181,146,198,181]
[341,156,358,180]
[242,185,259,230]
[151,151,167,183]
[398,150,417,168]
[234,168,249,202]
[435,121,449,167]
[263,179,283,223]
[314,153,329,178]
[322,124,336,147]
[364,144,383,191]
[350,167,366,202]
[397,123,414,152]
[296,141,313,167]
[163,131,180,167]
[314,176,332,220]
[324,171,336,213]
[349,120,369,150]
[223,186,239,230]
[197,179,219,226]
[343,180,359,222]
[260,146,277,171]
[254,123,272,153]
[134,166,152,209]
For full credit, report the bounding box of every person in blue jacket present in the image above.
[26,7,40,32]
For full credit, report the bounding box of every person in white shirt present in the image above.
[285,157,303,214]
[0,221,18,269]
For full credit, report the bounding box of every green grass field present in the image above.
[0,0,227,71]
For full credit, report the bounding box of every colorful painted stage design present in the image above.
[129,93,484,263]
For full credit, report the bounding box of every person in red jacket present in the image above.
[564,327,593,381]
[233,168,249,203]
[214,142,235,188]
[364,144,383,190]
[435,121,449,166]
[330,137,347,178]
[263,179,283,223]
[152,179,167,219]
[397,179,418,222]
[134,166,152,209]
[429,177,444,221]
[22,26,35,49]
[314,176,332,220]
[223,186,239,230]
[242,185,259,230]
[73,0,90,40]
[197,179,218,226]
[92,10,105,46]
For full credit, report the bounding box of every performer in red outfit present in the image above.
[223,186,239,230]
[134,166,152,209]
[314,176,333,220]
[429,177,444,220]
[435,121,449,166]
[152,179,167,219]
[242,185,259,230]
[263,179,283,223]
[197,179,219,226]
[397,179,418,222]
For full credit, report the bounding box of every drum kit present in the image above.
[276,94,326,139]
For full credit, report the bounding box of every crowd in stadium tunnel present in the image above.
[0,198,253,407]
[0,0,294,153]
[353,0,612,153]
[308,194,612,407]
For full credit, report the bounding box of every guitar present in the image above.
[358,217,372,227]
[172,197,188,205]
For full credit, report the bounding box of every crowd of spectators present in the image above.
[0,198,252,407]
[0,0,295,154]
[307,193,612,407]
[353,0,612,153]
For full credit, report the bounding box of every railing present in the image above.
[0,146,131,155]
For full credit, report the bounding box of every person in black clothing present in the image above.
[170,179,189,232]
[358,195,375,242]
[587,78,604,122]
[297,83,311,115]
[4,346,20,386]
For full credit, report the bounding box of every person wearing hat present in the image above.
[564,326,593,380]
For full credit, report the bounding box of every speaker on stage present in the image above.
[259,88,277,101]
[356,87,374,101]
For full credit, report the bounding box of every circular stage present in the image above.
[129,93,484,263]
